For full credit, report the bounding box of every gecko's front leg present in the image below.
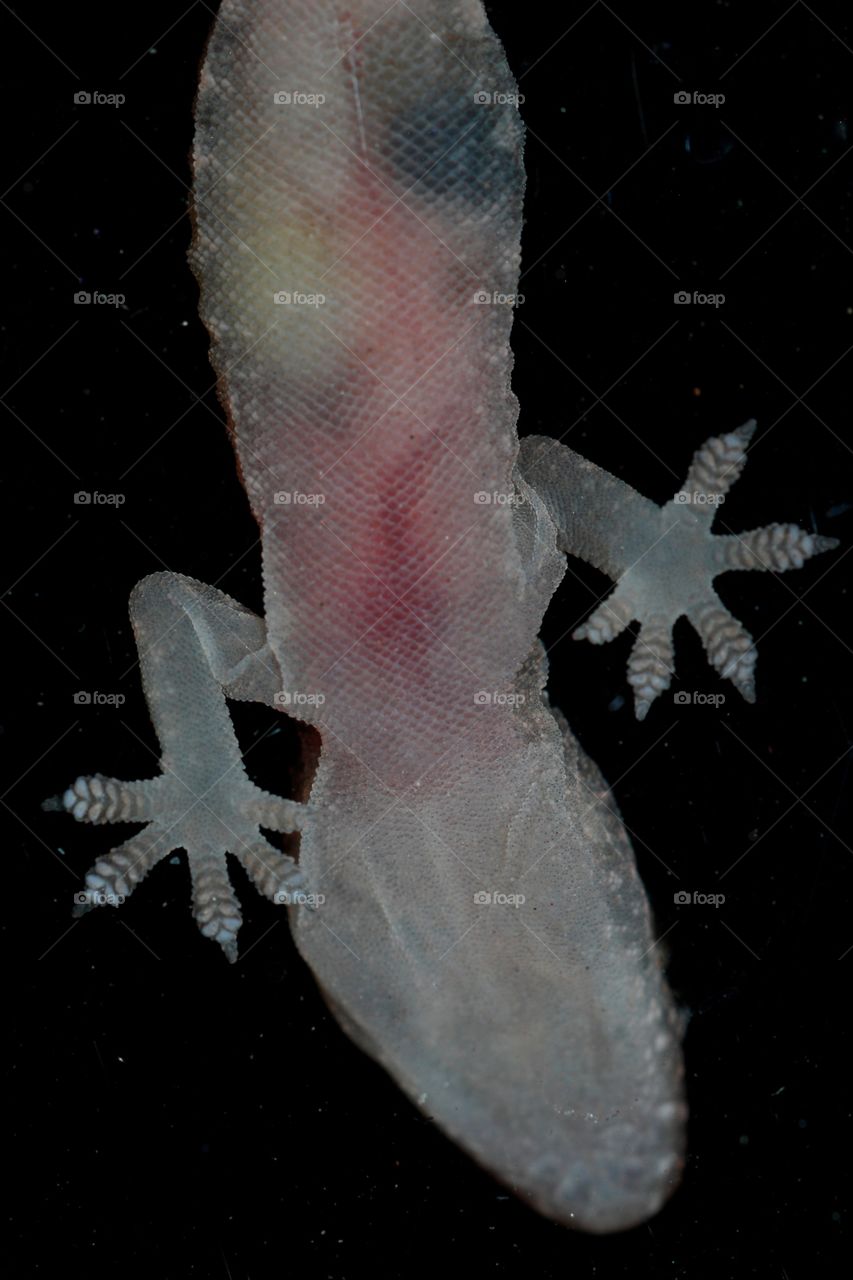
[518,422,839,718]
[44,573,308,960]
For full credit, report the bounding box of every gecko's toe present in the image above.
[46,765,309,959]
[627,616,675,720]
[573,592,635,645]
[45,773,165,824]
[715,523,840,573]
[190,849,244,962]
[73,827,175,914]
[688,597,757,703]
[238,836,308,904]
[677,417,756,507]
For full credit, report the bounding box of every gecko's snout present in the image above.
[525,1126,685,1233]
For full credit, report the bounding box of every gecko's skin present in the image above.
[46,0,837,1233]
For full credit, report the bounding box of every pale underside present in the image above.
[47,0,837,1235]
[191,0,685,1231]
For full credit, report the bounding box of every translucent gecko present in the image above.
[46,0,837,1233]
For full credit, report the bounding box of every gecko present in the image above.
[45,0,838,1233]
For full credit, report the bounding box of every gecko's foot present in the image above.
[573,420,839,719]
[43,768,308,961]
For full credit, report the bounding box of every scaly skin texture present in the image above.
[520,421,837,719]
[190,1,686,1229]
[191,0,539,788]
[45,0,837,1234]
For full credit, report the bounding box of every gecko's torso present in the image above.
[50,0,837,1234]
[188,0,685,1230]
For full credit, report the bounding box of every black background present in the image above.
[4,2,852,1275]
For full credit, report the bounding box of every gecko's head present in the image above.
[398,981,687,1234]
[511,1102,686,1234]
[308,895,687,1233]
[293,708,688,1234]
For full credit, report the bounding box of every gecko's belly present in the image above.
[293,705,685,1232]
[192,0,537,786]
